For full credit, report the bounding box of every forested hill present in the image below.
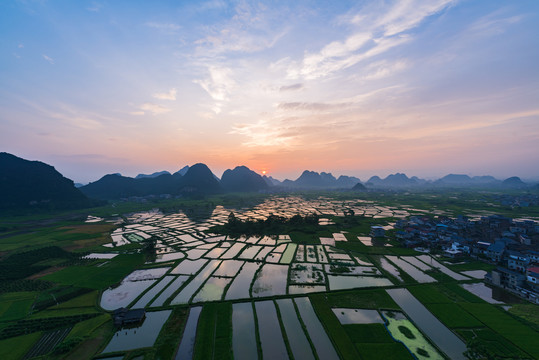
[0,152,96,213]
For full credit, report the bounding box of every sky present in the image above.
[1,0,538,183]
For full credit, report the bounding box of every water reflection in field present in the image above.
[102,310,171,353]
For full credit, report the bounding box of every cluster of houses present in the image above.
[394,214,539,303]
[493,193,539,208]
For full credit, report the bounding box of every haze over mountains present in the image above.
[1,153,537,210]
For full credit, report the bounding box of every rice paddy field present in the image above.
[0,193,537,359]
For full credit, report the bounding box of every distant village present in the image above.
[393,213,539,303]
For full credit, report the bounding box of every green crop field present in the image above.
[0,292,36,322]
[323,288,400,309]
[309,294,361,360]
[344,323,395,343]
[52,290,99,309]
[356,342,415,360]
[459,302,539,358]
[508,304,539,326]
[0,332,42,360]
[65,314,110,341]
[43,254,144,289]
[407,285,453,304]
[425,303,483,328]
[193,302,233,360]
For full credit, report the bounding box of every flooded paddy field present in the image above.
[6,194,537,360]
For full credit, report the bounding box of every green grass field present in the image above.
[0,332,42,360]
[344,323,395,343]
[508,304,539,327]
[355,342,415,360]
[309,293,361,360]
[424,303,483,328]
[193,302,232,360]
[459,302,539,358]
[323,288,400,310]
[407,284,453,304]
[51,290,98,309]
[0,292,36,322]
[65,314,110,340]
[43,254,144,289]
[0,222,116,253]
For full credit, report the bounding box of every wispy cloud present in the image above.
[22,100,104,130]
[194,66,236,113]
[467,11,523,37]
[363,60,408,80]
[194,2,288,55]
[146,22,181,33]
[42,54,54,64]
[231,119,296,147]
[371,0,456,37]
[277,101,352,112]
[139,102,171,115]
[195,0,228,12]
[279,83,304,92]
[286,0,454,80]
[86,2,103,12]
[153,88,177,101]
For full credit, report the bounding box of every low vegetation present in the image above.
[211,212,320,237]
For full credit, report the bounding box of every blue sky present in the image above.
[1,0,538,183]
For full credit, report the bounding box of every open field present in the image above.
[0,192,537,359]
[0,292,36,322]
[43,254,144,289]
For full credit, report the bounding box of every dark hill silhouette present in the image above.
[502,176,527,188]
[220,166,268,192]
[178,163,222,194]
[351,182,366,191]
[366,176,382,185]
[472,175,498,184]
[293,170,337,188]
[81,163,222,199]
[383,173,416,186]
[173,166,190,176]
[135,171,170,179]
[436,174,472,185]
[336,175,361,188]
[0,152,95,212]
[80,173,183,200]
[366,173,416,187]
[281,171,361,189]
[80,174,139,199]
[262,175,281,186]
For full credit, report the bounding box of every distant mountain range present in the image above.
[363,173,529,189]
[221,166,268,193]
[1,152,536,207]
[80,163,221,200]
[0,152,97,212]
[281,170,362,189]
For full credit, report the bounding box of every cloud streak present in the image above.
[42,54,54,64]
[153,88,177,101]
[286,0,454,80]
[139,103,171,115]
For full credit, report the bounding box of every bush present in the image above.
[53,337,84,354]
[398,325,415,339]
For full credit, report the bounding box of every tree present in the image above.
[142,236,157,262]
